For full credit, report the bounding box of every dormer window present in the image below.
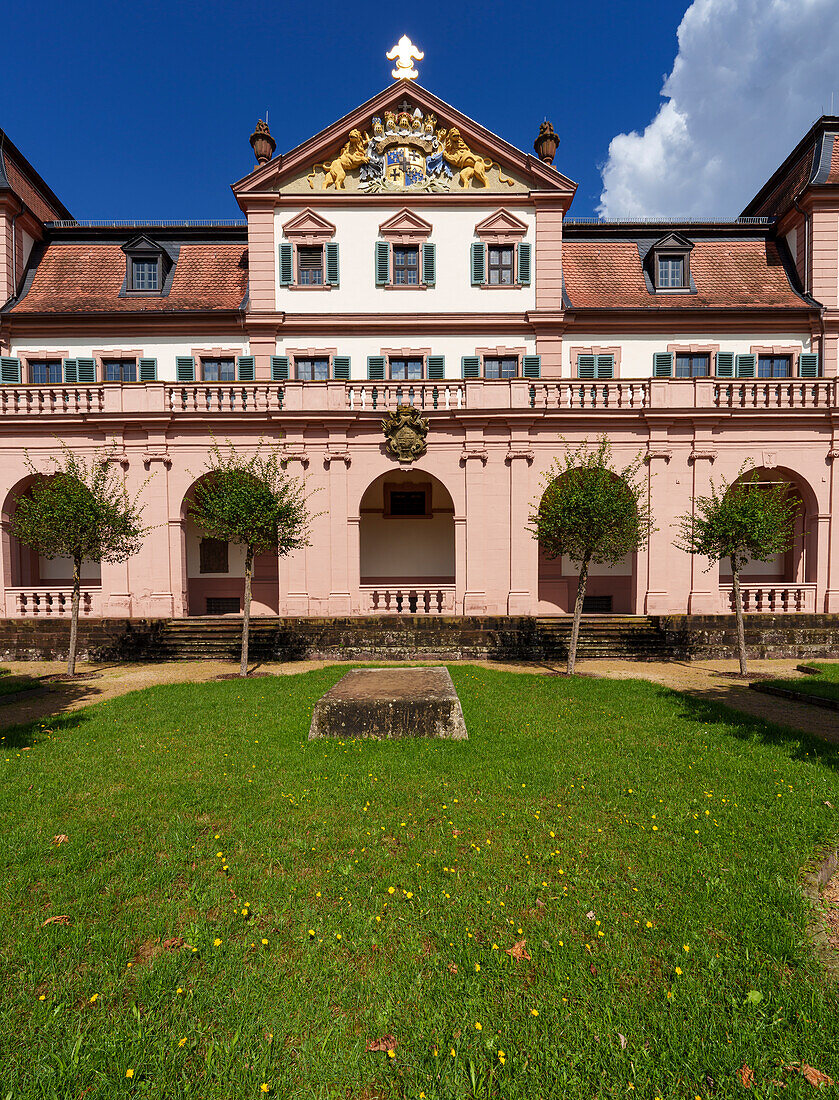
[121,235,171,296]
[648,232,693,292]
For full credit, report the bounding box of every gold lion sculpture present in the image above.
[439,127,514,189]
[308,129,369,190]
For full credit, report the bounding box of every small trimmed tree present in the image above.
[528,438,650,675]
[10,447,146,676]
[676,471,798,676]
[189,442,311,677]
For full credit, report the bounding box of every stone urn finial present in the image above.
[250,119,276,166]
[534,120,560,165]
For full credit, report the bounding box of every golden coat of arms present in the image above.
[382,404,429,463]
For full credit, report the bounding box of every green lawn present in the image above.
[0,669,39,698]
[763,663,839,705]
[2,666,839,1099]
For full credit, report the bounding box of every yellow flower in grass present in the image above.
[213,938,222,947]
[675,967,682,975]
[125,1068,134,1078]
[261,938,269,945]
[261,1085,270,1094]
[387,1049,395,1059]
[178,1037,187,1047]
[89,994,98,1003]
[475,1022,482,1031]
[388,886,395,894]
[531,1009,539,1017]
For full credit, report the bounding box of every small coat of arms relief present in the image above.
[301,104,521,193]
[382,404,430,464]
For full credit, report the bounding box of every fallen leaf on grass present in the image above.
[52,835,69,846]
[590,963,598,976]
[801,1065,834,1088]
[366,1035,397,1053]
[618,1033,627,1049]
[738,1064,754,1089]
[447,962,458,974]
[41,915,71,927]
[162,937,192,952]
[506,939,531,961]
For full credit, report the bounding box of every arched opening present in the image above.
[719,466,817,612]
[181,476,279,617]
[358,470,455,613]
[1,476,102,616]
[536,470,638,615]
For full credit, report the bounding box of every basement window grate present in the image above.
[206,597,241,615]
[582,595,613,614]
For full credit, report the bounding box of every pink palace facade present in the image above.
[1,79,839,622]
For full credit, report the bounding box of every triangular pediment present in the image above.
[378,207,433,238]
[232,83,576,203]
[474,208,529,239]
[652,232,694,251]
[281,208,337,240]
[121,234,162,254]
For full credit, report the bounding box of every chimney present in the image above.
[249,119,276,166]
[534,120,560,165]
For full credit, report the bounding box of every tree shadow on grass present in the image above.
[0,678,103,748]
[665,681,839,771]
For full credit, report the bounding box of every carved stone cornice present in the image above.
[505,448,534,464]
[460,446,488,465]
[689,449,717,463]
[282,448,309,468]
[646,447,672,463]
[142,449,171,469]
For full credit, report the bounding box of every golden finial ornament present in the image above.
[386,35,424,81]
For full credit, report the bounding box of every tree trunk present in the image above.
[731,558,748,677]
[240,545,254,678]
[68,557,81,676]
[568,555,590,676]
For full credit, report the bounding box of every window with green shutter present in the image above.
[517,242,532,286]
[799,352,820,378]
[653,352,673,378]
[325,241,340,286]
[333,355,350,380]
[367,355,385,381]
[64,359,78,383]
[470,242,486,286]
[461,355,481,379]
[715,352,734,378]
[577,354,613,380]
[0,357,21,384]
[375,242,390,286]
[735,354,756,379]
[427,355,445,380]
[77,358,96,383]
[237,356,255,381]
[522,354,541,379]
[138,358,158,381]
[422,242,436,286]
[270,356,289,381]
[278,243,294,287]
[176,356,195,382]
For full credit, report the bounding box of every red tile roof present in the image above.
[9,242,247,313]
[745,148,814,219]
[561,238,806,310]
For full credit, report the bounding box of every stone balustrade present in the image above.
[359,585,457,615]
[0,378,836,417]
[7,587,102,617]
[718,583,817,613]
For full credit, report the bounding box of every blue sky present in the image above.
[3,0,838,221]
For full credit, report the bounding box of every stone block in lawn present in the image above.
[307,667,468,740]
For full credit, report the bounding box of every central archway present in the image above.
[359,470,455,613]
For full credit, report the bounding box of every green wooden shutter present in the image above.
[595,354,614,379]
[64,358,78,383]
[522,354,541,379]
[325,242,339,286]
[427,355,445,380]
[367,355,385,381]
[237,356,255,381]
[517,242,532,286]
[139,358,157,381]
[461,355,480,379]
[279,243,293,286]
[176,356,195,382]
[470,243,486,286]
[374,241,390,286]
[577,354,596,380]
[715,352,734,378]
[736,353,756,379]
[270,356,289,381]
[0,357,21,383]
[653,352,673,378]
[422,242,436,286]
[799,352,820,378]
[77,357,96,383]
[333,355,350,380]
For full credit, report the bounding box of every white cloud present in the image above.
[598,0,839,218]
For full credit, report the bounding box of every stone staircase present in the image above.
[153,618,285,660]
[534,616,674,661]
